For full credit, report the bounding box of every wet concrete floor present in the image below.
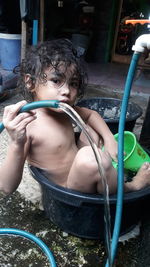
[0,85,150,267]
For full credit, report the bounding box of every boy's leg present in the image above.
[67,146,117,194]
[124,162,150,192]
[77,125,103,149]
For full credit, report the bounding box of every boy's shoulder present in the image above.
[74,105,91,114]
[74,105,92,120]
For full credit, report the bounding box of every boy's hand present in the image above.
[104,138,118,162]
[3,100,37,145]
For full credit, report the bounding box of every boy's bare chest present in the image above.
[29,116,76,153]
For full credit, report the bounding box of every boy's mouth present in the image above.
[59,99,70,104]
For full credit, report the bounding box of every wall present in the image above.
[86,0,117,63]
[0,0,21,34]
[44,0,118,63]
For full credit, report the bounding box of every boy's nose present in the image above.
[60,83,70,95]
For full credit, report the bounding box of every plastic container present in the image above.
[77,97,143,134]
[0,33,21,70]
[30,165,150,240]
[113,131,150,172]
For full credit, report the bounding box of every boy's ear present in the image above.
[25,74,35,92]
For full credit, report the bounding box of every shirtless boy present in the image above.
[0,39,150,196]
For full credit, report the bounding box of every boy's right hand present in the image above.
[3,100,37,145]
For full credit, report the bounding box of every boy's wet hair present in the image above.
[16,39,87,101]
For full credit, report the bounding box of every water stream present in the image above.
[59,102,112,266]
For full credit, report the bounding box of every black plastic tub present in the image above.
[77,97,143,134]
[30,166,150,240]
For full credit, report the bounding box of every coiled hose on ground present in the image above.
[0,228,57,267]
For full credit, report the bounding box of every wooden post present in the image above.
[39,0,44,42]
[139,97,150,150]
[21,20,27,60]
[111,0,123,62]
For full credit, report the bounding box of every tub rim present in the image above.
[29,165,150,205]
[76,97,143,123]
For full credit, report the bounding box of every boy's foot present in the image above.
[132,162,150,190]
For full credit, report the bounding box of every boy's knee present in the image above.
[101,151,113,171]
[75,147,113,176]
[76,146,99,171]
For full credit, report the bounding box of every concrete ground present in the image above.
[0,62,150,266]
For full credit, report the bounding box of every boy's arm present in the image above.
[0,100,36,195]
[75,106,118,161]
[0,141,29,195]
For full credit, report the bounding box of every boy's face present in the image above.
[32,63,79,107]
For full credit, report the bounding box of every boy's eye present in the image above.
[51,78,65,88]
[52,78,60,84]
[70,81,79,89]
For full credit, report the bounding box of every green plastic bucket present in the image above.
[113,131,150,172]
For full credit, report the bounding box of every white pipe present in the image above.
[132,34,150,53]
